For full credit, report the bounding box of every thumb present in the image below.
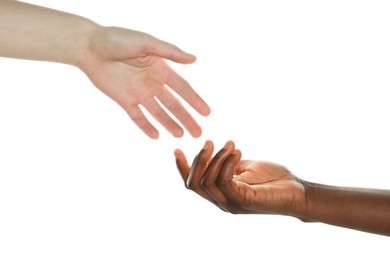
[145,36,196,64]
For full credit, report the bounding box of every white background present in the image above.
[1,0,389,259]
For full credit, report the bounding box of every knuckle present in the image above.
[162,99,177,112]
[131,117,148,129]
[130,113,144,124]
[199,177,213,190]
[186,179,197,190]
[179,113,193,126]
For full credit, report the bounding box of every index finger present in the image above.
[186,140,215,202]
[174,149,190,185]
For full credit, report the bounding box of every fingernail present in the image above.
[174,128,184,138]
[192,127,202,138]
[200,105,211,116]
[204,140,210,150]
[224,141,231,149]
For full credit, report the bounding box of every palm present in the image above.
[83,53,173,106]
[82,28,173,99]
[78,27,209,138]
[232,161,306,215]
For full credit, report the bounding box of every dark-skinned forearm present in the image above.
[299,181,390,236]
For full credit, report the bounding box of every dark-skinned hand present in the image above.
[174,140,307,216]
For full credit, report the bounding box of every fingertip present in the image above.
[232,149,242,164]
[224,140,235,151]
[174,148,184,160]
[201,140,214,158]
[149,131,159,139]
[173,128,184,138]
[203,106,211,116]
[198,104,211,117]
[173,53,196,64]
[190,127,202,138]
[233,149,242,157]
[174,50,196,64]
[153,38,197,64]
[184,53,197,63]
[204,140,212,150]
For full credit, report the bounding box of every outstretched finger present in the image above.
[142,96,184,138]
[186,140,215,202]
[156,87,202,138]
[174,149,190,185]
[165,69,211,117]
[200,141,235,210]
[123,103,160,139]
[145,35,196,64]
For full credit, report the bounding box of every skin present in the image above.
[0,0,210,139]
[175,140,390,236]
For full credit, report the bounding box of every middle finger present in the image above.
[200,141,235,210]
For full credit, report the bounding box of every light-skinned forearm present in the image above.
[300,181,390,236]
[0,0,99,65]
